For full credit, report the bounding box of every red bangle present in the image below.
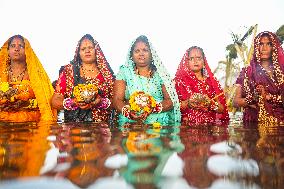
[153,102,163,113]
[122,105,131,119]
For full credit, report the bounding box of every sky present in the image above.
[0,0,283,81]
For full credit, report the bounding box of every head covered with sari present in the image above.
[0,35,56,121]
[175,46,229,124]
[55,34,115,122]
[125,35,181,124]
[71,34,115,89]
[237,31,284,124]
[243,31,284,98]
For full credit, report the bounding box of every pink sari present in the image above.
[236,31,284,124]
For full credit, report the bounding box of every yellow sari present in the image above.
[0,36,56,122]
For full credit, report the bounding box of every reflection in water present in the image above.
[0,121,283,189]
[119,123,183,189]
[256,127,284,189]
[178,125,229,188]
[44,122,116,188]
[0,122,51,179]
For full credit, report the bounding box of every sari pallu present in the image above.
[0,36,56,122]
[116,36,181,126]
[54,40,115,123]
[236,31,284,123]
[175,49,229,126]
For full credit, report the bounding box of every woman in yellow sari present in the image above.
[0,35,56,122]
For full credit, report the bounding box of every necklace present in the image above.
[260,64,275,81]
[135,68,152,78]
[8,66,27,82]
[81,65,99,82]
[81,66,95,73]
[135,68,152,92]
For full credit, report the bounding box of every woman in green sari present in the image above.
[113,35,180,126]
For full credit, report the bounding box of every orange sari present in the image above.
[0,36,56,122]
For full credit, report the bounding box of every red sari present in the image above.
[54,38,115,122]
[174,48,229,126]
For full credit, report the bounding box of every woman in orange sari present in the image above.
[0,35,56,122]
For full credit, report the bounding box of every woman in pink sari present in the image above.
[234,31,284,125]
[175,46,229,126]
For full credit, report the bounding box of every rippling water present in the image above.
[0,115,284,189]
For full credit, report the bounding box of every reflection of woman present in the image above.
[113,35,180,126]
[0,35,56,122]
[256,134,284,188]
[120,126,182,188]
[0,121,52,178]
[234,31,284,124]
[66,143,114,188]
[52,34,115,122]
[178,127,228,188]
[174,46,229,125]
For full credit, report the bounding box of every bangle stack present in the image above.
[245,96,253,105]
[210,101,219,111]
[187,98,192,108]
[63,98,78,110]
[269,94,282,103]
[122,105,131,119]
[153,102,163,113]
[96,98,111,109]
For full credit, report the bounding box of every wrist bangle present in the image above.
[153,102,163,113]
[269,94,282,103]
[211,101,218,111]
[245,96,253,105]
[187,98,192,108]
[122,105,131,119]
[96,98,111,109]
[63,98,78,110]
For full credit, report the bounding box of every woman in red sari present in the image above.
[51,34,115,122]
[234,31,284,125]
[175,46,229,125]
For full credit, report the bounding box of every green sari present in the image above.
[116,36,181,126]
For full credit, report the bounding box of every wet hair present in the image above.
[187,46,205,58]
[75,34,97,63]
[130,35,156,73]
[7,35,25,49]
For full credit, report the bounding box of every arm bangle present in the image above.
[96,98,111,109]
[153,102,163,113]
[63,98,78,110]
[122,105,131,119]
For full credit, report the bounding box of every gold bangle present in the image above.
[187,99,191,108]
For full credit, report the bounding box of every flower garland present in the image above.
[0,82,9,93]
[125,131,161,155]
[0,81,38,109]
[73,83,98,103]
[129,91,156,114]
[188,93,211,110]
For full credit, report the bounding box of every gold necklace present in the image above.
[81,65,95,73]
[135,68,152,77]
[9,66,27,82]
[81,65,99,82]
